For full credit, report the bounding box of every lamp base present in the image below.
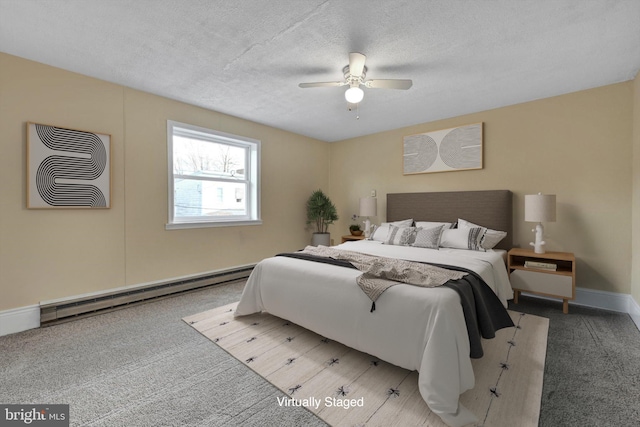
[363,218,372,238]
[529,223,546,254]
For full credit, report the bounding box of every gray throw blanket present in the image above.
[300,246,467,305]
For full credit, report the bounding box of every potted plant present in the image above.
[349,214,363,236]
[306,189,338,246]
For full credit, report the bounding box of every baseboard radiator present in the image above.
[40,265,254,326]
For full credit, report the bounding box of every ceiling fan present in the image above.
[298,52,413,104]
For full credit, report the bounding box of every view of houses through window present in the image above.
[167,121,260,228]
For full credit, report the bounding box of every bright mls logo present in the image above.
[1,405,69,426]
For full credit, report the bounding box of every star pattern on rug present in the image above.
[336,385,350,396]
[289,385,302,395]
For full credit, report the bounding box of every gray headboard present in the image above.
[387,190,513,250]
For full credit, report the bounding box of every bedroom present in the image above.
[1,1,639,426]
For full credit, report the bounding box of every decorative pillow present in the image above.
[386,219,413,227]
[439,227,485,251]
[371,219,414,241]
[457,218,507,249]
[370,224,389,241]
[415,221,455,230]
[384,225,417,246]
[412,225,444,249]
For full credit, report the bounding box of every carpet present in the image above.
[184,303,548,427]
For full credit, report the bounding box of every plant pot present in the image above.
[311,232,331,247]
[350,230,363,236]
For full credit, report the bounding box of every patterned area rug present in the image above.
[184,303,548,427]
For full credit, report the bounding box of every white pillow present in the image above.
[389,219,414,227]
[415,221,455,230]
[370,219,414,241]
[457,218,507,249]
[384,225,417,246]
[412,225,444,249]
[440,227,485,251]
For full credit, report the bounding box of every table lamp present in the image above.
[359,197,377,238]
[525,193,556,254]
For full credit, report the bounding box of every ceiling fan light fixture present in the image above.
[345,86,364,104]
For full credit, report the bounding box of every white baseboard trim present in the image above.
[2,263,255,337]
[521,287,640,330]
[573,287,632,312]
[628,295,640,331]
[0,305,40,337]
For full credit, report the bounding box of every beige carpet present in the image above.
[184,303,548,427]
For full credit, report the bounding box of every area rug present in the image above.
[184,303,548,427]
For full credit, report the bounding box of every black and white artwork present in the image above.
[403,123,483,175]
[27,123,111,208]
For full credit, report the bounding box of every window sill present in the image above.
[165,219,263,230]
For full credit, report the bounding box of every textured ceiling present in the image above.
[1,0,639,142]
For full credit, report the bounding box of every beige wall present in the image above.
[0,53,329,311]
[329,82,633,295]
[1,51,636,312]
[632,71,640,305]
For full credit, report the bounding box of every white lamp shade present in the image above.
[345,86,364,103]
[359,197,377,217]
[525,194,556,222]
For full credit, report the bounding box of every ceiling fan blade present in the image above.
[349,52,366,77]
[298,81,346,88]
[364,79,413,90]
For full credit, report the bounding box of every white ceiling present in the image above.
[1,1,639,142]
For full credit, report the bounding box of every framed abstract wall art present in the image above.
[403,122,483,175]
[27,122,111,208]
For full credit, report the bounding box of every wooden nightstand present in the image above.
[508,248,576,314]
[341,235,366,243]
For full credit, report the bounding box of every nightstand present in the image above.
[341,235,366,243]
[508,248,576,314]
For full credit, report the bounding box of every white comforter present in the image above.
[235,240,513,426]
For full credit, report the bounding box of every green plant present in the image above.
[306,189,338,233]
[349,214,361,231]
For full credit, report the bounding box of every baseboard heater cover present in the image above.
[40,265,254,326]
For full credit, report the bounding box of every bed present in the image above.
[235,190,514,427]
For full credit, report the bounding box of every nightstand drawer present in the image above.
[510,269,573,298]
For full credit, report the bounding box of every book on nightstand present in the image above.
[524,260,558,271]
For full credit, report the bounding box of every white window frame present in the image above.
[166,120,261,229]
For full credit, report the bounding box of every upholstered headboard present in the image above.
[387,190,513,250]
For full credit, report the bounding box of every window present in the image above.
[167,121,261,229]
